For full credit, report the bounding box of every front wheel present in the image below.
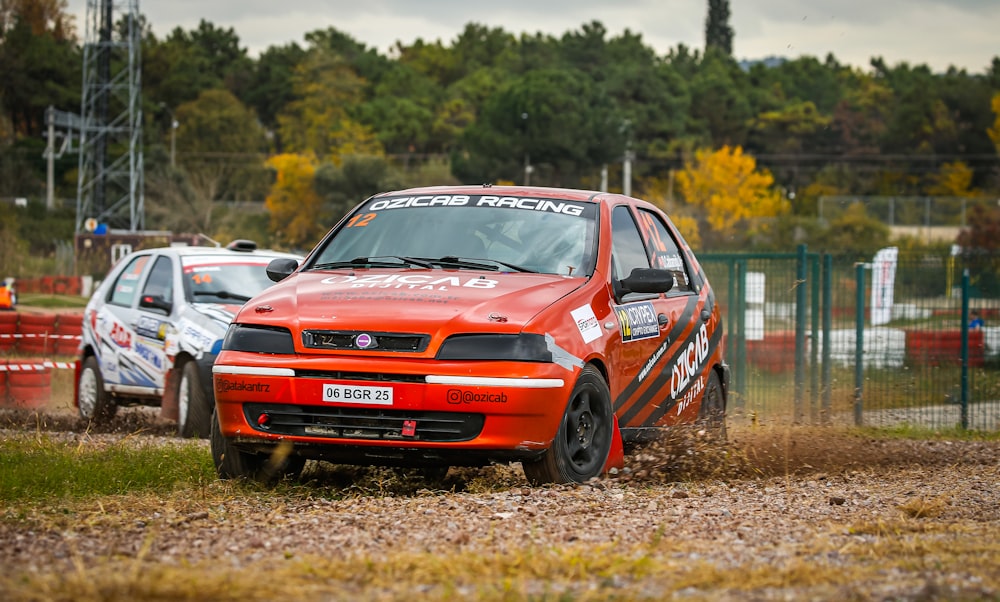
[522,366,614,485]
[210,409,304,482]
[77,356,117,423]
[178,361,211,438]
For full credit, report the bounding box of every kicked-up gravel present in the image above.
[0,408,998,601]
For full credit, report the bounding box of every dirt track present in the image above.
[1,406,999,601]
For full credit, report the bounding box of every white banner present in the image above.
[871,247,898,326]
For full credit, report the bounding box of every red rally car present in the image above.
[211,185,729,485]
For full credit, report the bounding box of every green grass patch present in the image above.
[0,436,213,503]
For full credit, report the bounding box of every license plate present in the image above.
[322,383,393,405]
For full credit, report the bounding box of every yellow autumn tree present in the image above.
[925,161,979,197]
[675,145,787,239]
[989,92,1000,154]
[265,153,325,249]
[638,175,702,249]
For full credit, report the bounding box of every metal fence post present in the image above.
[961,269,970,430]
[810,252,820,424]
[794,244,807,423]
[736,259,747,406]
[854,262,866,426]
[821,254,832,424]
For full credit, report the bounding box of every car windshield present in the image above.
[310,194,599,277]
[181,256,280,304]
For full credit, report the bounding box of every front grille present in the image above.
[243,403,484,442]
[293,370,426,384]
[302,330,429,352]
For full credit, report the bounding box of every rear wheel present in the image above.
[210,409,304,482]
[178,361,211,438]
[77,356,117,423]
[697,369,727,441]
[522,366,614,485]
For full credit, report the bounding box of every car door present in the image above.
[607,204,700,431]
[95,253,152,389]
[130,255,176,392]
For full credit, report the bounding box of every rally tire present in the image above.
[697,369,727,441]
[210,409,305,483]
[77,356,117,423]
[178,361,211,438]
[522,365,614,485]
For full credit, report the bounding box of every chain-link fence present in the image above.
[702,247,1000,432]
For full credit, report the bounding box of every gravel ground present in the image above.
[1,407,999,601]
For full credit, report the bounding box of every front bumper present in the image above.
[212,351,576,464]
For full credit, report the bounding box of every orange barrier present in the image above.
[0,312,16,352]
[15,313,57,355]
[54,312,84,356]
[3,358,51,409]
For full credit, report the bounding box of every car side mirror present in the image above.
[139,294,172,314]
[619,268,675,295]
[266,257,299,282]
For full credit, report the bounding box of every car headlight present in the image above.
[435,333,552,362]
[222,324,295,354]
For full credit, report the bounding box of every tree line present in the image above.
[2,0,1000,267]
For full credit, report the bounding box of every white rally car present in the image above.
[74,241,302,437]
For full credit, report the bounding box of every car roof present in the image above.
[370,185,620,204]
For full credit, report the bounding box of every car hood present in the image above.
[186,303,243,330]
[240,269,587,334]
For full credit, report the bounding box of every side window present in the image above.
[141,256,174,303]
[108,255,150,307]
[635,209,692,293]
[611,206,651,280]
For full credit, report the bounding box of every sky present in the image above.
[64,0,999,73]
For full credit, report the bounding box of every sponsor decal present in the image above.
[570,304,602,343]
[109,322,132,349]
[638,338,670,382]
[446,389,508,404]
[135,315,168,340]
[216,378,271,393]
[134,341,164,370]
[367,195,585,216]
[320,274,498,291]
[675,375,704,416]
[670,322,710,400]
[614,301,659,342]
[181,324,216,351]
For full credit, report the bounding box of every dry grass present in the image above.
[2,410,999,600]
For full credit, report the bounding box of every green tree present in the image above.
[144,19,252,112]
[0,0,78,137]
[814,201,890,259]
[456,67,621,185]
[314,155,405,223]
[146,89,268,234]
[688,49,752,147]
[242,42,306,132]
[276,44,382,161]
[705,0,733,55]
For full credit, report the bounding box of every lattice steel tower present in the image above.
[76,0,144,232]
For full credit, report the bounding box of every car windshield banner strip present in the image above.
[366,195,594,218]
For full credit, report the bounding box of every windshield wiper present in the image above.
[192,290,252,302]
[312,256,434,270]
[431,256,537,273]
